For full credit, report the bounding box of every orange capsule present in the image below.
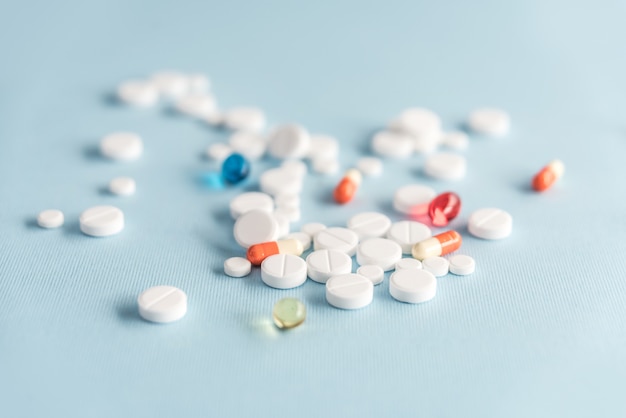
[333,168,362,204]
[246,239,304,265]
[411,230,462,260]
[532,160,564,192]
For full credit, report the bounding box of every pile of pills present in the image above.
[34,70,565,328]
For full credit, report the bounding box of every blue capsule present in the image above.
[221,153,250,184]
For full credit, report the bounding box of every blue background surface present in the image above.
[1,1,625,417]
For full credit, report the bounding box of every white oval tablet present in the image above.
[267,124,311,160]
[449,255,475,275]
[109,177,136,196]
[314,227,359,256]
[395,258,422,270]
[371,131,414,158]
[301,223,326,238]
[151,71,189,98]
[100,132,143,161]
[441,131,469,151]
[326,274,373,310]
[138,285,187,323]
[228,131,266,160]
[224,257,252,277]
[468,208,513,240]
[281,160,308,179]
[174,94,216,118]
[229,192,274,219]
[347,212,392,240]
[357,157,383,177]
[413,131,441,154]
[260,168,303,196]
[308,135,339,161]
[187,73,210,93]
[274,207,300,223]
[233,210,279,248]
[284,232,311,251]
[261,254,307,289]
[390,269,436,304]
[312,158,340,175]
[424,152,466,180]
[468,108,510,137]
[224,107,266,133]
[356,238,402,271]
[117,80,158,107]
[79,206,124,237]
[306,249,352,284]
[422,256,449,277]
[386,221,432,254]
[356,264,384,285]
[389,108,441,137]
[37,209,64,229]
[275,193,300,210]
[393,185,436,215]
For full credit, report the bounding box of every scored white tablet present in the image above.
[314,227,359,256]
[389,269,437,304]
[79,206,124,237]
[261,254,307,289]
[306,249,352,284]
[326,274,374,310]
[347,212,392,239]
[229,192,274,219]
[468,208,513,240]
[386,221,432,254]
[138,285,187,323]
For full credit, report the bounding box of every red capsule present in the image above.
[428,192,461,227]
[333,169,362,204]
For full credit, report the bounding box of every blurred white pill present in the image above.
[356,265,384,285]
[204,111,224,127]
[308,135,339,161]
[224,257,252,277]
[422,256,449,277]
[37,209,64,229]
[109,177,136,196]
[468,108,510,137]
[79,205,124,237]
[449,255,475,275]
[275,193,300,210]
[312,158,340,175]
[326,273,373,310]
[281,160,308,178]
[371,131,414,158]
[267,124,311,159]
[117,80,158,107]
[138,285,187,323]
[100,132,143,161]
[261,254,307,289]
[224,107,266,133]
[389,108,441,138]
[187,73,210,93]
[389,269,436,304]
[357,157,383,177]
[233,209,279,248]
[274,207,300,223]
[306,249,352,284]
[174,94,217,118]
[413,131,441,154]
[356,238,402,271]
[347,212,391,239]
[424,152,466,180]
[441,131,469,151]
[387,221,432,254]
[206,142,232,163]
[393,184,436,215]
[468,208,512,240]
[229,132,266,160]
[272,211,291,238]
[151,71,189,98]
[260,168,303,196]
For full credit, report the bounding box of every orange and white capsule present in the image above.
[334,168,362,204]
[247,238,303,266]
[411,230,462,260]
[532,160,564,192]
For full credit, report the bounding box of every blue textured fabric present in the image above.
[1,1,626,417]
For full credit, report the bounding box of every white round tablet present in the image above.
[314,227,359,256]
[37,209,64,229]
[274,207,300,223]
[393,185,436,215]
[395,258,422,270]
[224,257,252,278]
[413,131,441,154]
[224,107,266,133]
[371,131,414,158]
[272,211,291,238]
[284,232,311,251]
[422,256,449,277]
[312,158,340,175]
[138,285,187,323]
[206,143,232,162]
[306,249,352,284]
[281,160,308,178]
[357,157,383,177]
[326,274,373,310]
[261,254,307,289]
[233,210,279,248]
[274,193,300,210]
[229,192,274,219]
[260,168,303,196]
[386,221,432,254]
[441,131,469,151]
[468,108,510,137]
[301,223,326,238]
[174,94,217,118]
[267,124,311,160]
[100,132,143,161]
[356,238,402,271]
[347,212,392,240]
[109,177,136,196]
[151,71,189,98]
[424,152,466,181]
[228,132,266,160]
[389,108,441,137]
[79,206,124,237]
[468,208,513,240]
[356,264,384,285]
[449,255,475,275]
[117,80,158,107]
[308,135,339,161]
[389,269,436,304]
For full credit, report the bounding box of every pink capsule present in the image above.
[428,192,461,227]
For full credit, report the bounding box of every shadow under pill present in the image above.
[83,144,104,161]
[24,218,40,229]
[116,302,142,324]
[102,92,121,107]
[63,221,84,236]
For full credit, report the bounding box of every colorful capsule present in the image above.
[247,238,304,265]
[222,153,250,184]
[412,230,462,260]
[334,168,362,204]
[532,160,564,192]
[428,192,461,227]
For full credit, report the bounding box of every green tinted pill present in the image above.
[272,298,306,329]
